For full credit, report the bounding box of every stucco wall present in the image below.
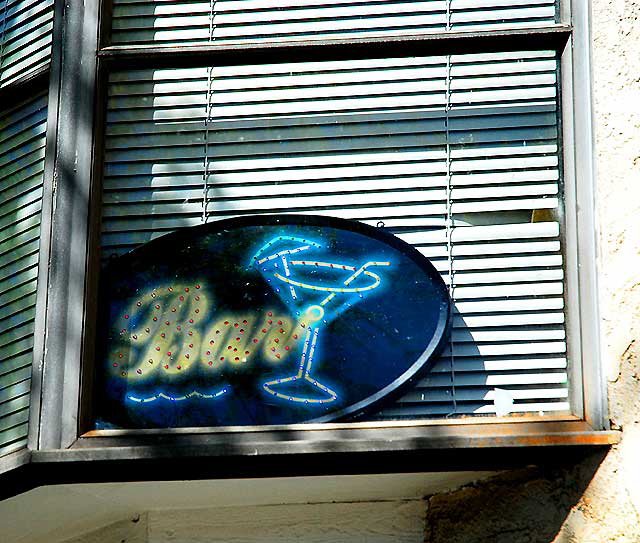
[423,1,640,541]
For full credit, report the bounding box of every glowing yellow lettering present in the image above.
[110,284,308,381]
[201,314,258,370]
[200,310,302,370]
[109,284,209,380]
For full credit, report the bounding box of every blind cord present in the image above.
[209,0,216,41]
[445,54,457,417]
[203,66,215,223]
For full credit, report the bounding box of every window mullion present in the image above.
[97,26,572,72]
[36,0,101,449]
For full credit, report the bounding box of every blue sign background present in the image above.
[94,215,451,428]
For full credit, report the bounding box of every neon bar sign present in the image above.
[94,215,450,429]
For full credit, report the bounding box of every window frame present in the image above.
[19,0,613,459]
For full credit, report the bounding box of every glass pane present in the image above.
[96,50,569,429]
[0,92,46,455]
[110,0,558,47]
[0,0,54,87]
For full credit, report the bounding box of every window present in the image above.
[1,0,609,456]
[96,0,572,428]
[0,0,53,457]
[100,48,568,423]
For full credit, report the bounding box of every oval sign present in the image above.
[94,215,451,429]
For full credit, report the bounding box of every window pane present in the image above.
[110,0,558,47]
[0,0,54,87]
[0,92,46,455]
[99,50,568,426]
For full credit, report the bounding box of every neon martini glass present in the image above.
[251,236,390,404]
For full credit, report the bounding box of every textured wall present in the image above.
[423,1,640,541]
[57,502,426,543]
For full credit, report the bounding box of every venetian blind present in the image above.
[110,0,558,46]
[0,0,54,88]
[0,92,46,456]
[101,49,568,419]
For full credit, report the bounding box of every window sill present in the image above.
[0,418,618,503]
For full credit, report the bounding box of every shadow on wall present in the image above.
[423,448,608,543]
